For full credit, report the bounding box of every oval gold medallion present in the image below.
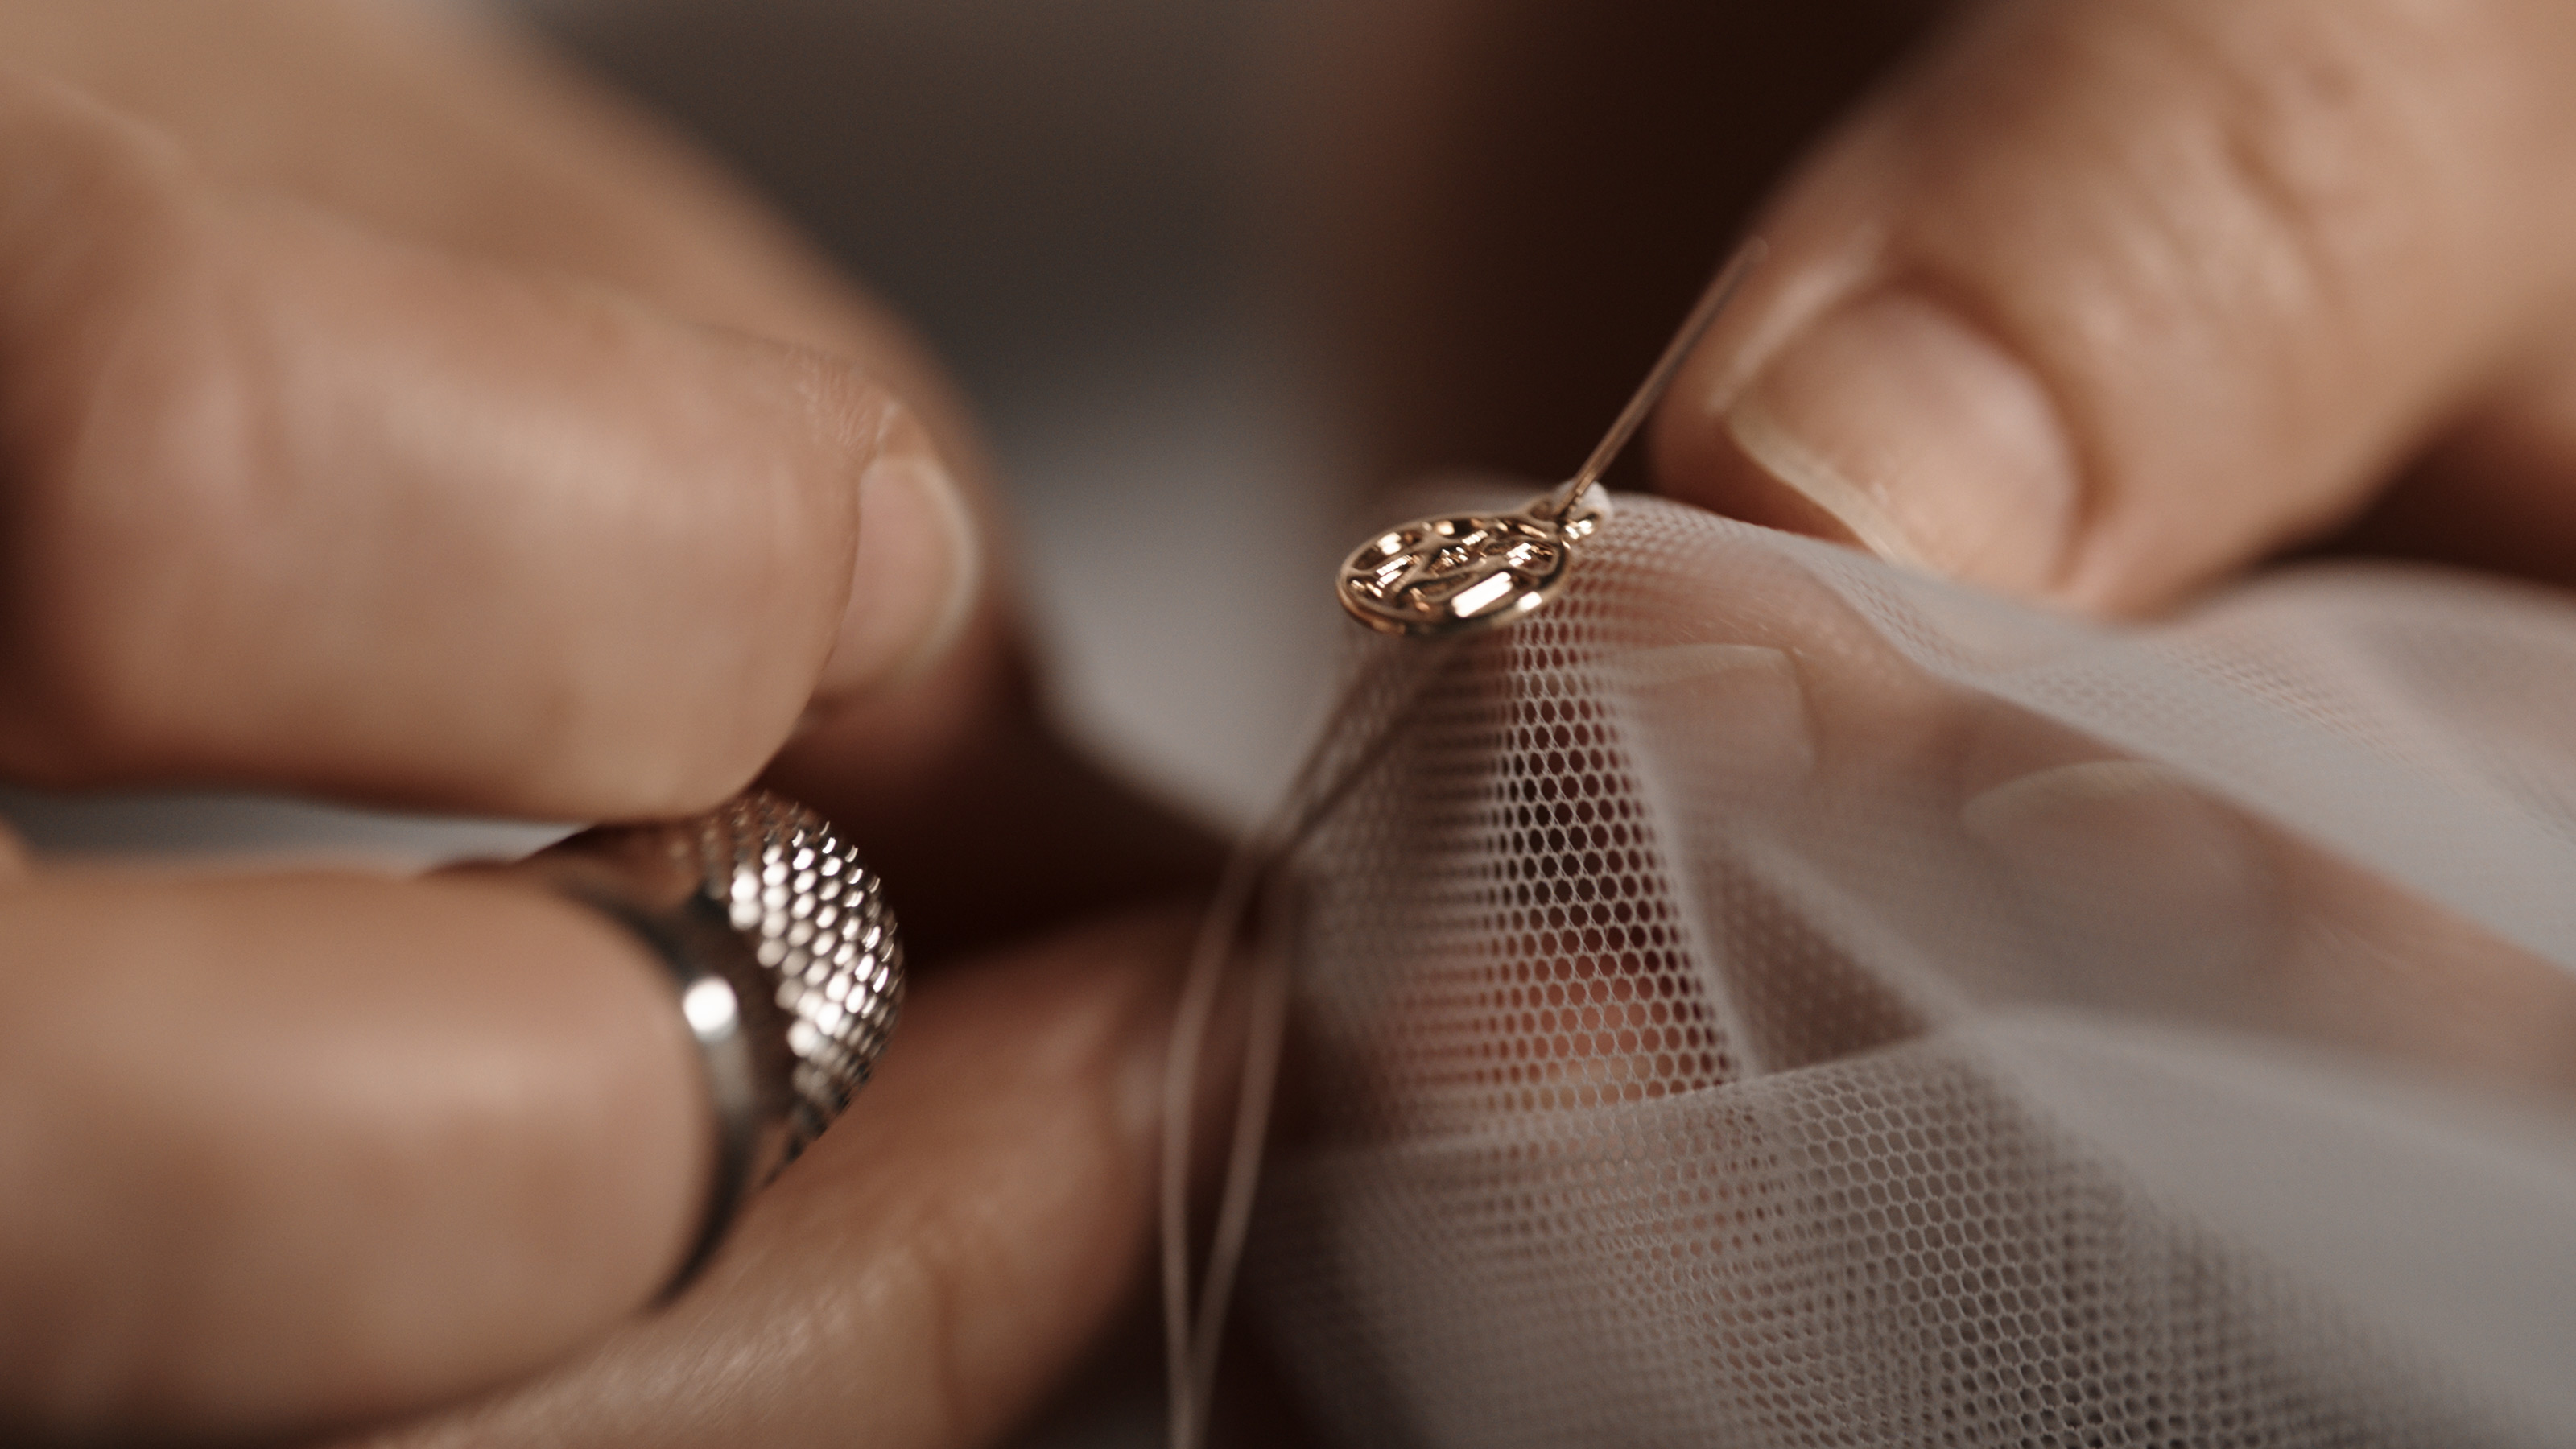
[1337,496,1604,638]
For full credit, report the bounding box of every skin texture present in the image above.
[342,908,1196,1449]
[0,871,711,1436]
[0,2,1212,1443]
[1304,0,2576,616]
[11,0,2576,1444]
[1655,0,2576,613]
[0,77,917,813]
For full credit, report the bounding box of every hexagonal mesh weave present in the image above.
[1243,494,2576,1447]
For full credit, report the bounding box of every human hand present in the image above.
[0,2,1205,1443]
[1653,0,2576,613]
[1309,0,2576,615]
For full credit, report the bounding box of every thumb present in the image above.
[1653,0,2576,612]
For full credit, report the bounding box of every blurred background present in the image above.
[0,0,1930,858]
[518,0,1356,828]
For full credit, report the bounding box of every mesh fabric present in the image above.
[1248,495,2576,1447]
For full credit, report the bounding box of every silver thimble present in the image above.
[526,789,903,1289]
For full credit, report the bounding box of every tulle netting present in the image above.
[1246,495,2576,1447]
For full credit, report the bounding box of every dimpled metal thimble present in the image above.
[526,789,903,1288]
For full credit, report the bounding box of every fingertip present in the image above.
[0,92,997,820]
[1660,286,2083,597]
[813,405,984,704]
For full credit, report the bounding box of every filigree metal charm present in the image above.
[1338,493,1605,637]
[1333,242,1761,642]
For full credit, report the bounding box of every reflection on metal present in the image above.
[1336,493,1606,635]
[1334,239,1765,638]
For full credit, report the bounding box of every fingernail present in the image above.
[816,425,982,701]
[1726,291,2079,593]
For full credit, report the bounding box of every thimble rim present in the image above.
[525,789,904,1299]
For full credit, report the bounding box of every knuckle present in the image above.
[2087,0,2493,345]
[1898,0,2516,471]
[876,1160,1080,1448]
[2158,6,2407,318]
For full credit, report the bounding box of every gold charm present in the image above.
[1336,241,1763,639]
[1337,493,1604,637]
